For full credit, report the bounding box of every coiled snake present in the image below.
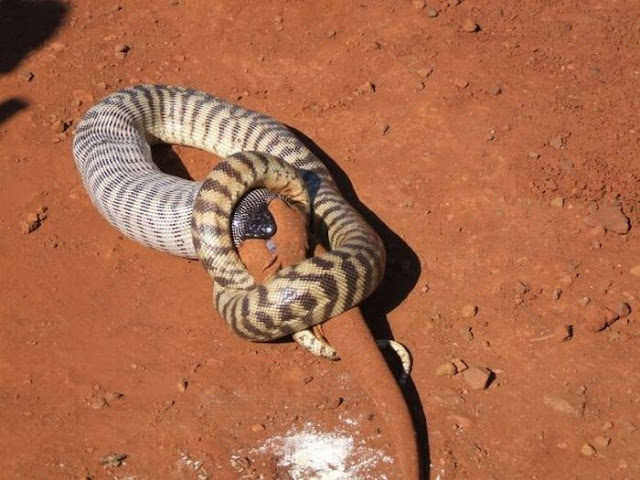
[72,85,386,353]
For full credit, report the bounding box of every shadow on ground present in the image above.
[0,0,68,125]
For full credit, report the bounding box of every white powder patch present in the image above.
[252,423,392,480]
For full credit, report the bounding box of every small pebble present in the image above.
[21,71,34,82]
[602,421,614,431]
[580,443,596,457]
[416,67,433,77]
[462,19,479,32]
[550,196,564,208]
[491,86,502,95]
[555,324,573,342]
[380,123,390,135]
[356,81,375,94]
[50,42,65,52]
[578,297,590,307]
[461,326,473,340]
[426,8,438,17]
[454,78,469,88]
[435,362,458,376]
[250,423,265,432]
[177,379,188,393]
[461,304,478,318]
[514,281,529,294]
[114,43,130,54]
[628,264,640,277]
[462,366,492,390]
[593,436,610,448]
[528,151,541,159]
[99,453,128,467]
[616,302,631,318]
[412,0,426,9]
[552,288,562,300]
[452,358,468,372]
[19,216,40,234]
[549,135,564,149]
[327,30,337,38]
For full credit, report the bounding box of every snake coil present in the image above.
[73,85,386,341]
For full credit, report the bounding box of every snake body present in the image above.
[73,85,385,341]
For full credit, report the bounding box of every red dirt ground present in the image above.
[1,1,639,479]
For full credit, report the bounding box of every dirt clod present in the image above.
[462,19,480,32]
[461,304,478,318]
[584,204,631,234]
[435,362,458,376]
[580,444,596,457]
[583,306,619,332]
[616,302,631,318]
[462,367,492,390]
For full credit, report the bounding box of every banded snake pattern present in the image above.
[72,85,387,353]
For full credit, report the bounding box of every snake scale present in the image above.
[73,84,386,346]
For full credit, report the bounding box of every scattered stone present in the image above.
[580,443,596,457]
[552,288,562,300]
[452,358,468,372]
[177,379,188,393]
[114,43,130,54]
[356,81,375,95]
[250,423,265,432]
[326,29,337,38]
[435,362,458,376]
[104,391,124,402]
[584,204,631,234]
[584,306,619,332]
[426,8,439,17]
[593,436,610,448]
[630,265,640,277]
[462,366,492,390]
[514,281,529,295]
[19,218,39,234]
[602,421,614,431]
[528,151,541,159]
[461,326,473,340]
[491,86,503,95]
[51,119,66,133]
[461,304,478,318]
[21,71,34,82]
[412,0,426,9]
[549,135,564,149]
[621,421,637,433]
[578,297,591,307]
[20,209,46,234]
[554,324,573,342]
[99,453,128,468]
[454,78,469,88]
[616,302,631,318]
[462,19,479,32]
[90,397,108,409]
[416,67,433,77]
[550,196,564,208]
[543,395,584,416]
[379,123,390,135]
